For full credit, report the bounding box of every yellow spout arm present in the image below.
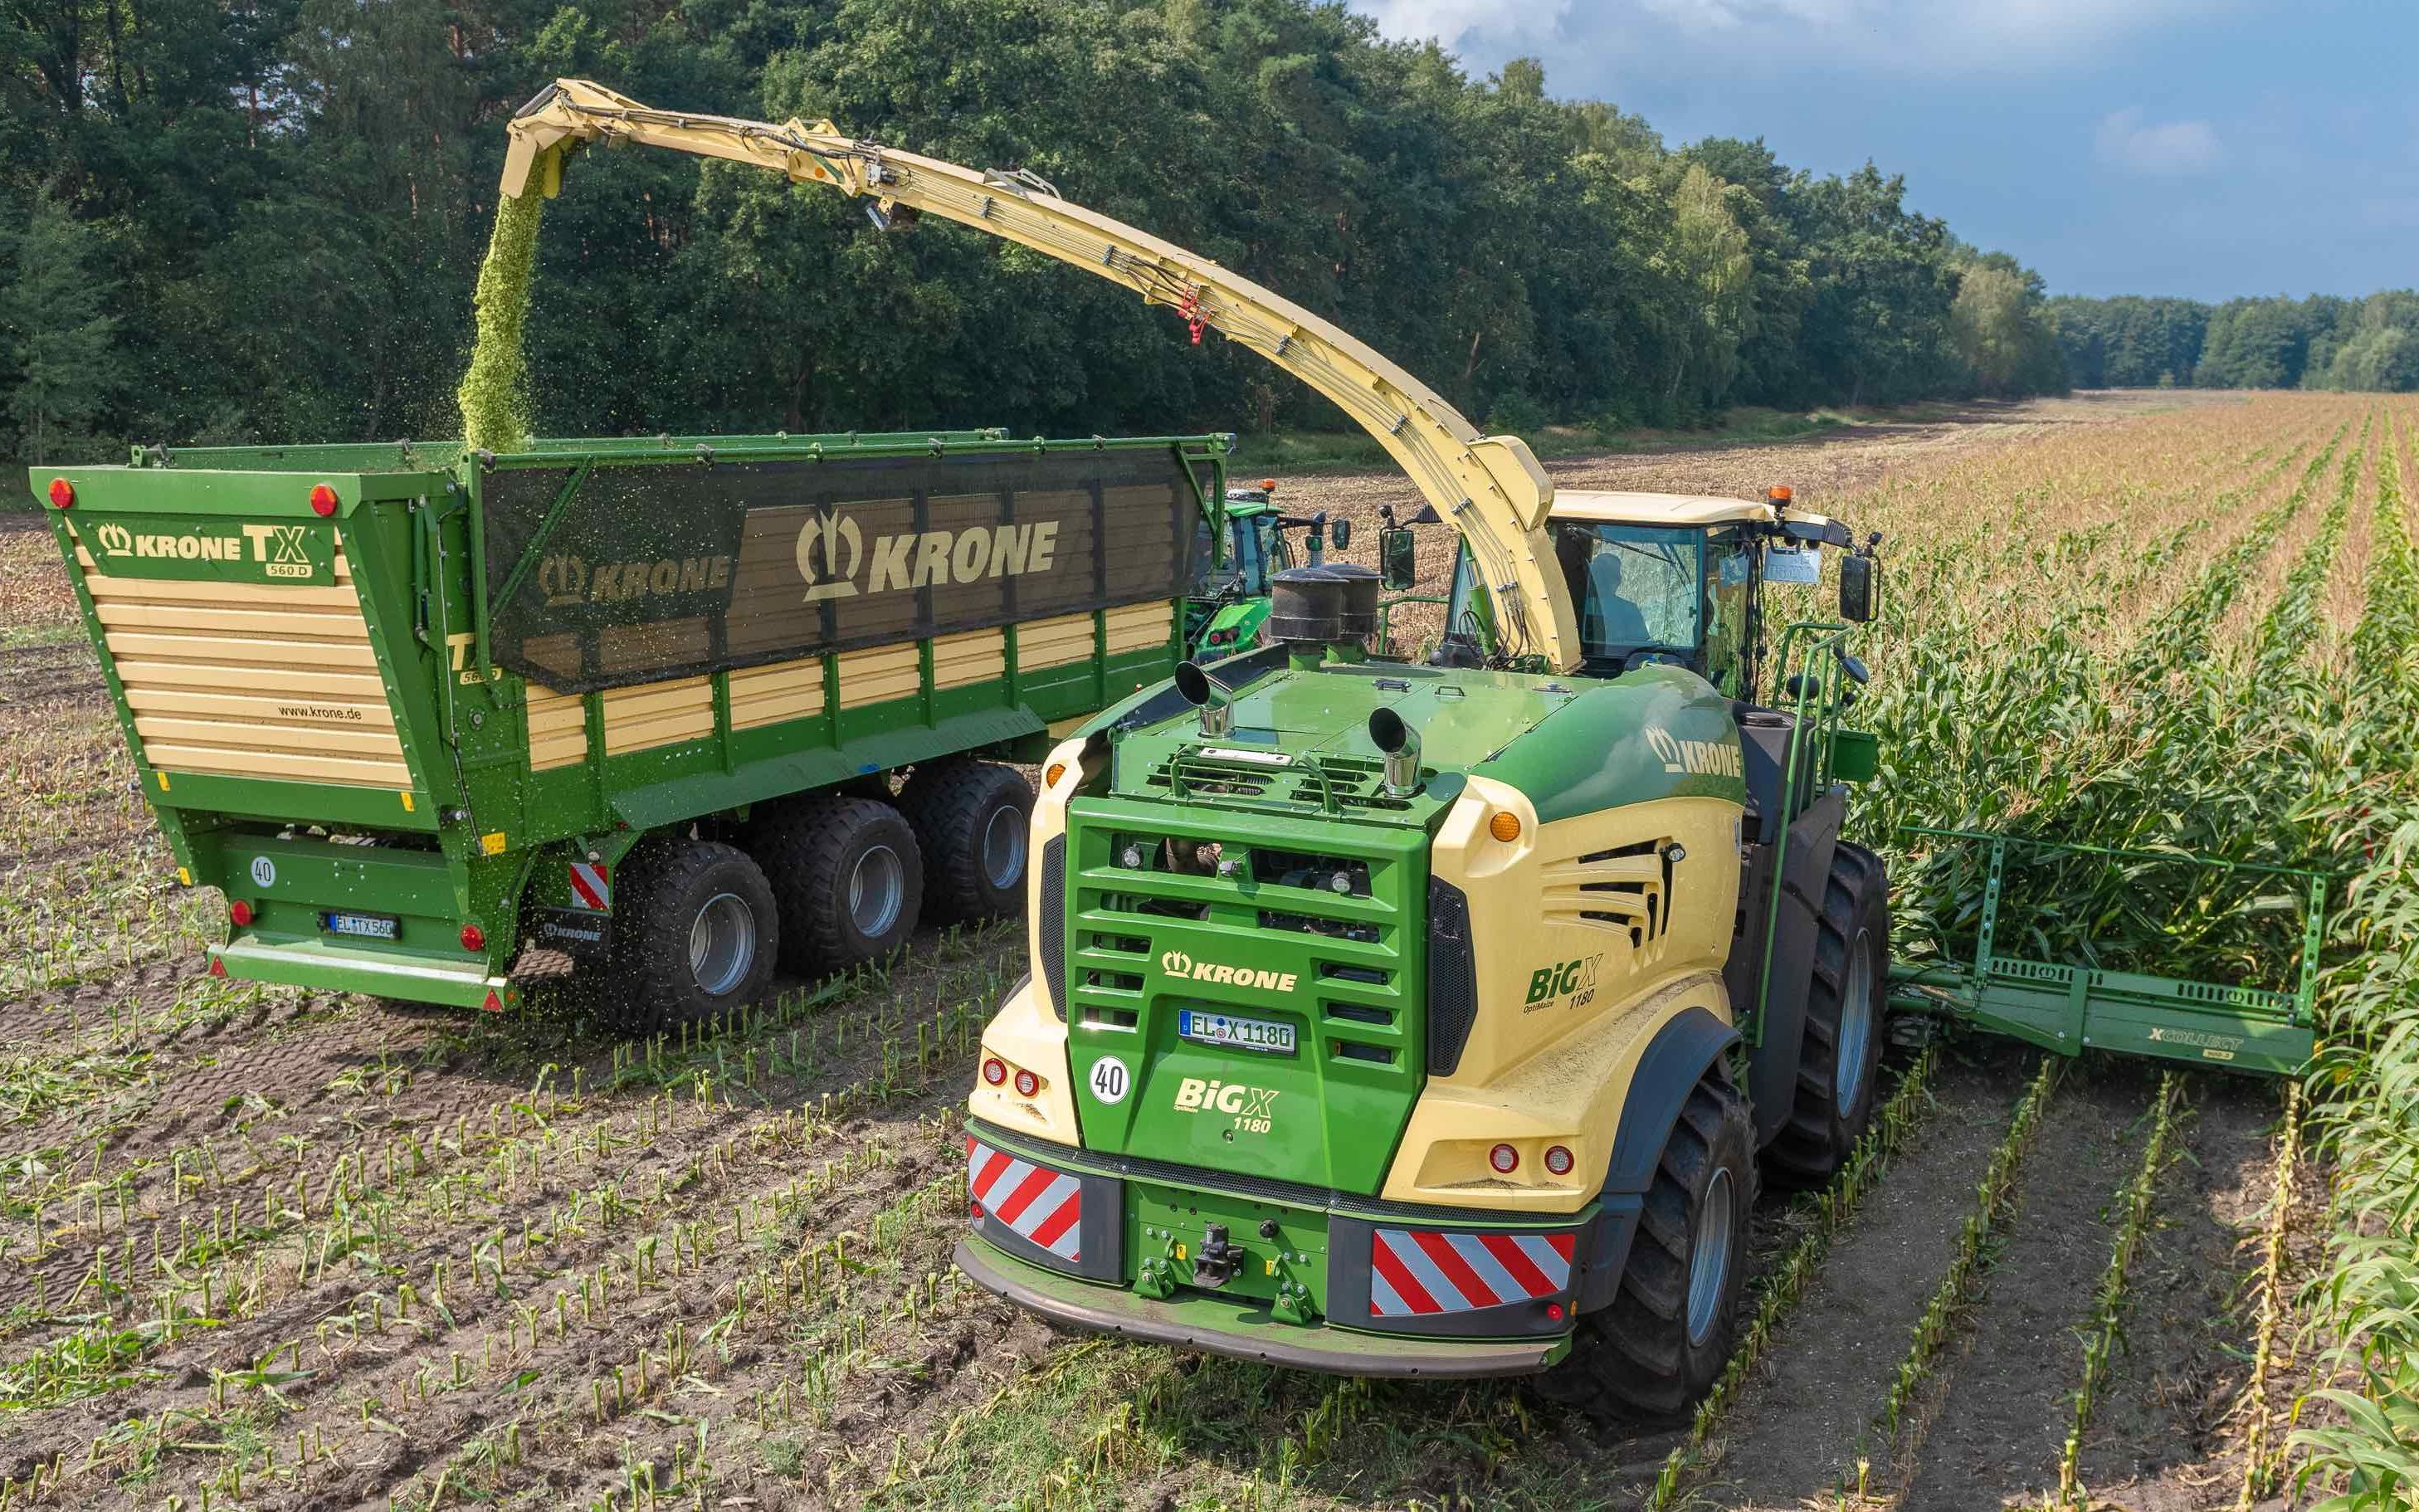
[500,79,1583,671]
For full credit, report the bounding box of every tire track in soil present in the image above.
[1890,1066,2154,1512]
[2065,1077,2279,1511]
[1702,1053,2026,1510]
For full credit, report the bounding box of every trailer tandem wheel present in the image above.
[1541,1075,1756,1423]
[1763,841,1890,1186]
[750,796,926,976]
[602,838,778,1032]
[897,760,1036,924]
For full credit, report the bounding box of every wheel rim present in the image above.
[1837,925,1877,1110]
[1686,1166,1736,1347]
[850,844,905,938]
[688,891,757,997]
[981,804,1027,890]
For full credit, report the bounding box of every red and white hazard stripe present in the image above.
[568,862,611,912]
[1368,1227,1575,1317]
[966,1136,1081,1263]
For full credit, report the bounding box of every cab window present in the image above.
[1704,528,1754,698]
[1554,523,1704,669]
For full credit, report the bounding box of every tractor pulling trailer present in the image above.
[34,429,1237,1027]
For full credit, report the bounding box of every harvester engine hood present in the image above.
[1046,659,1744,1198]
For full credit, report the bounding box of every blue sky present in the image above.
[1348,0,2419,302]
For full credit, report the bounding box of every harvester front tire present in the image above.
[897,760,1033,923]
[751,797,924,977]
[1544,1077,1755,1423]
[603,839,778,1034]
[1763,841,1890,1186]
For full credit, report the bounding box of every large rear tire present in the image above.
[602,838,778,1034]
[896,760,1033,924]
[1543,1077,1756,1422]
[1763,841,1889,1186]
[749,797,924,976]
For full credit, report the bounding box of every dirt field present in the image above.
[0,391,2354,1510]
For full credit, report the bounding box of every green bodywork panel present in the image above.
[35,428,1231,1007]
[1055,653,1749,1197]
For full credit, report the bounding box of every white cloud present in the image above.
[2095,108,2224,174]
[1352,0,2237,76]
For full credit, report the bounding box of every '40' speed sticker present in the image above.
[1088,1056,1131,1105]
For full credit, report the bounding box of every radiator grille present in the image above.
[1427,877,1479,1075]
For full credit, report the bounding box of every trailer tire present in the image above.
[752,797,924,976]
[602,839,778,1034]
[1763,841,1890,1186]
[897,761,1033,923]
[1544,1077,1755,1423]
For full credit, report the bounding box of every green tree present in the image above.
[2,193,123,458]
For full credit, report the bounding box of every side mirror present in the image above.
[1329,518,1352,549]
[1840,554,1877,623]
[1379,527,1417,591]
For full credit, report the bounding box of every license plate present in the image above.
[1178,1009,1295,1055]
[322,911,398,941]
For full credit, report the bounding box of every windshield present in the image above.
[1191,515,1271,597]
[1555,523,1703,663]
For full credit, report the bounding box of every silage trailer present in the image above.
[33,428,1233,1028]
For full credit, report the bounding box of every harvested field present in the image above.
[1,391,2411,1510]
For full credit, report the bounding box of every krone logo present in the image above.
[95,523,134,556]
[1159,949,1297,993]
[794,510,865,602]
[1646,724,1742,779]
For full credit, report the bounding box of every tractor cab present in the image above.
[1186,480,1351,658]
[1436,487,1870,695]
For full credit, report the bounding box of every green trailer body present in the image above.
[33,429,1231,1011]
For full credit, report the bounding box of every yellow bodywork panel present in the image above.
[1380,776,1744,1212]
[77,529,414,789]
[970,976,1082,1147]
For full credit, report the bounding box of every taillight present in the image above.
[982,1056,1007,1086]
[1544,1144,1574,1176]
[1489,1143,1519,1174]
[1013,1068,1041,1098]
[207,958,227,978]
[46,478,74,510]
[460,923,486,952]
[228,900,255,927]
[308,483,339,517]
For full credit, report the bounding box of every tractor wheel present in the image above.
[749,796,924,977]
[1544,1076,1756,1422]
[897,760,1034,924]
[601,838,778,1034]
[1763,841,1890,1186]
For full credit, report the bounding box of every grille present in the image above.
[1142,749,1413,818]
[1039,835,1067,1020]
[1427,877,1479,1075]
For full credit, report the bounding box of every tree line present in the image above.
[14,0,2301,466]
[2050,291,2419,393]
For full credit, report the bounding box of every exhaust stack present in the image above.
[1368,706,1422,796]
[1173,661,1233,738]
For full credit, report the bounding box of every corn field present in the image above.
[0,391,2413,1509]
